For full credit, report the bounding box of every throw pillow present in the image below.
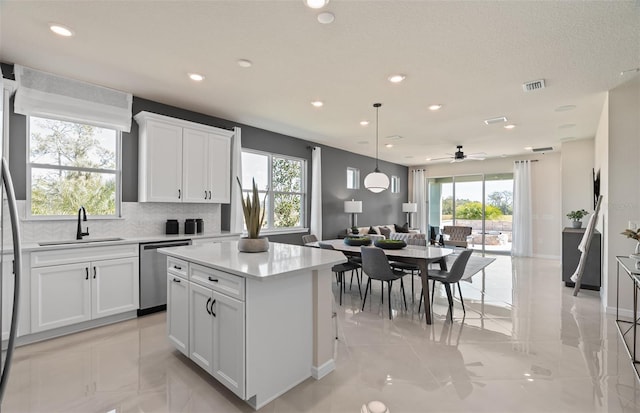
[367,226,378,235]
[394,223,410,233]
[379,226,391,238]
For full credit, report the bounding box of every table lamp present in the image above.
[344,199,363,230]
[402,202,417,228]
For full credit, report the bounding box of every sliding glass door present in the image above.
[428,173,513,254]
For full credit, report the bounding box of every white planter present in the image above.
[238,237,269,253]
[571,221,582,229]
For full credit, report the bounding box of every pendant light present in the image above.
[364,103,390,193]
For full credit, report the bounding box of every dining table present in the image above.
[308,239,453,324]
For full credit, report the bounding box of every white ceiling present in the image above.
[1,1,639,166]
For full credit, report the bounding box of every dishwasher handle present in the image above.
[142,241,191,250]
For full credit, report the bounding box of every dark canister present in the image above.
[184,219,196,234]
[165,219,179,235]
[196,218,203,234]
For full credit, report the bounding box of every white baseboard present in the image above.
[311,359,335,380]
[606,305,637,319]
[532,254,561,260]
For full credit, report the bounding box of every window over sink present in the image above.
[241,149,306,231]
[27,116,121,218]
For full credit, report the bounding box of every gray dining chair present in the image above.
[419,249,473,321]
[318,242,362,305]
[301,234,318,244]
[360,246,408,319]
[390,237,426,303]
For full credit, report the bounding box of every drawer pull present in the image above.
[172,278,181,283]
[206,297,212,315]
[208,276,219,283]
[210,299,216,317]
[173,265,182,270]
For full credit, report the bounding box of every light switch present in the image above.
[628,221,640,230]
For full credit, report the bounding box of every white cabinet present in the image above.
[167,260,189,356]
[135,111,234,204]
[188,280,245,398]
[92,257,139,318]
[167,259,246,398]
[31,244,139,333]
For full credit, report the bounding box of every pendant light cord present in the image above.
[374,103,381,172]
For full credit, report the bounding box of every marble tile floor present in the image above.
[3,255,640,412]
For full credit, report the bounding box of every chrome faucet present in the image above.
[76,206,89,240]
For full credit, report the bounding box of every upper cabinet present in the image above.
[135,111,234,203]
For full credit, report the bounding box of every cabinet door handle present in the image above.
[208,276,219,283]
[85,267,89,280]
[173,265,182,270]
[93,266,97,279]
[204,190,208,199]
[210,299,216,317]
[172,278,181,283]
[178,189,181,199]
[206,297,212,315]
[208,190,211,200]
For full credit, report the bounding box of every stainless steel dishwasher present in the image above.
[139,239,191,315]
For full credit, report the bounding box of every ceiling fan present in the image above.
[431,145,486,163]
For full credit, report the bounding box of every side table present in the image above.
[615,255,640,381]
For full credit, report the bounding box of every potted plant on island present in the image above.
[237,177,269,252]
[567,209,589,229]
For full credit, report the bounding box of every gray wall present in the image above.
[4,65,408,244]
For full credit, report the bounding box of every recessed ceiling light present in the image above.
[428,104,443,111]
[311,100,324,107]
[388,74,406,83]
[385,143,393,148]
[188,73,205,81]
[360,120,369,126]
[237,59,252,68]
[317,12,335,24]
[425,158,432,161]
[555,105,576,112]
[49,24,74,37]
[504,124,516,129]
[305,0,329,9]
[524,146,533,151]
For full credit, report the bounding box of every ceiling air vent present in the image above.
[484,116,507,125]
[532,146,553,153]
[523,79,546,92]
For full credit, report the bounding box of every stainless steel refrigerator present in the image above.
[0,76,24,403]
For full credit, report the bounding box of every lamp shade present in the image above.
[402,202,417,213]
[364,171,390,193]
[344,199,362,213]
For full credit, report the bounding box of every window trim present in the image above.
[347,167,360,189]
[241,148,307,232]
[391,175,400,193]
[26,115,123,220]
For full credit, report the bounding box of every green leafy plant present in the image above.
[237,177,267,239]
[566,209,589,221]
[621,228,640,241]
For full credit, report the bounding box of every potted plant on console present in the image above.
[567,209,589,229]
[237,177,269,252]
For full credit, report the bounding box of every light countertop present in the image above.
[18,232,240,253]
[158,241,346,280]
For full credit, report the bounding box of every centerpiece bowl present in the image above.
[344,236,372,246]
[374,239,406,250]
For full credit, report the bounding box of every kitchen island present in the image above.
[159,241,345,410]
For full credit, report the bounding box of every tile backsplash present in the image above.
[11,201,222,243]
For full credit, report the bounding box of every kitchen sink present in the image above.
[38,237,124,246]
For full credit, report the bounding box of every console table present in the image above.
[615,256,640,382]
[562,228,601,290]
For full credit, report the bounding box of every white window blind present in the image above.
[14,65,133,132]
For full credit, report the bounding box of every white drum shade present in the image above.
[344,199,362,213]
[402,203,417,213]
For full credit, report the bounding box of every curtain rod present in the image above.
[514,160,538,163]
